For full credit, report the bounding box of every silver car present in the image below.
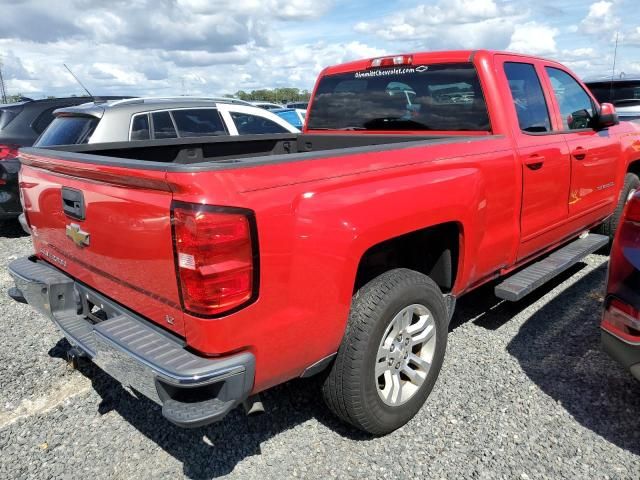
[35,97,299,146]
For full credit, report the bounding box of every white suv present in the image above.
[35,97,299,146]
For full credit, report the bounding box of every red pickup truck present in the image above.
[9,50,640,435]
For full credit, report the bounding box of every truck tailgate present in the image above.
[19,155,185,335]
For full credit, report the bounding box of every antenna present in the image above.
[609,32,619,102]
[0,56,8,103]
[63,64,93,99]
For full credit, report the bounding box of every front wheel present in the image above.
[322,268,448,435]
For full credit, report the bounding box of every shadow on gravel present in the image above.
[49,339,370,479]
[45,259,632,477]
[0,219,28,239]
[450,262,588,332]
[506,264,640,455]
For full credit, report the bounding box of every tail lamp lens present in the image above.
[172,203,256,317]
[624,191,640,223]
[603,298,640,342]
[0,144,19,160]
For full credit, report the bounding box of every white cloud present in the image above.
[354,1,525,53]
[625,26,640,45]
[0,0,340,97]
[0,0,638,98]
[353,0,522,43]
[508,22,559,55]
[580,1,620,35]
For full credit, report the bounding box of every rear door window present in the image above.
[151,111,177,139]
[503,62,552,133]
[230,112,290,134]
[35,116,99,146]
[130,113,151,140]
[170,109,227,137]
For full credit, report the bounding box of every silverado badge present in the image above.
[66,223,90,248]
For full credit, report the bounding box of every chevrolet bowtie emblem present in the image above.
[66,223,90,248]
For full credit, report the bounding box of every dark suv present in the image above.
[0,96,130,227]
[584,77,640,122]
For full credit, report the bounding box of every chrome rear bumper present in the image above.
[8,256,255,428]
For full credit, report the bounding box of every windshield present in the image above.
[307,63,490,131]
[587,81,640,107]
[35,116,99,146]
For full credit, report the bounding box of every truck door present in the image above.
[501,60,571,260]
[543,66,620,222]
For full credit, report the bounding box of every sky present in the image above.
[0,0,639,98]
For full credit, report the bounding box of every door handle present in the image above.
[524,154,545,171]
[572,147,587,160]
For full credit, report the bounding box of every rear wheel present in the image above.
[598,172,640,242]
[322,268,448,435]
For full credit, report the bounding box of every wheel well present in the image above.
[627,159,640,177]
[354,222,460,293]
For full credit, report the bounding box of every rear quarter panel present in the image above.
[168,136,520,392]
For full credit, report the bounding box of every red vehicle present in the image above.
[9,50,640,435]
[602,188,640,379]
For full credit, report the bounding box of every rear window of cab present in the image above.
[307,63,490,132]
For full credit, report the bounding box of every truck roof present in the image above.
[320,49,564,76]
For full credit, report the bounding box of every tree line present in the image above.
[225,87,311,104]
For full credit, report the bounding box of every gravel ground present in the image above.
[0,223,639,479]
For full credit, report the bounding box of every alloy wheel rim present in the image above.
[375,303,436,406]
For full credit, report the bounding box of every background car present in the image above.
[585,77,640,122]
[35,97,300,147]
[0,96,130,225]
[271,108,306,129]
[286,101,308,110]
[602,186,640,380]
[248,101,284,110]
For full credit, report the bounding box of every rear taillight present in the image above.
[624,191,640,222]
[172,201,258,317]
[602,298,640,343]
[0,144,19,160]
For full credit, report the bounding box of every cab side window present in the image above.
[504,62,552,133]
[545,67,595,130]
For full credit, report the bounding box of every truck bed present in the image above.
[21,133,489,171]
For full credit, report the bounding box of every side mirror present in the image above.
[596,102,619,129]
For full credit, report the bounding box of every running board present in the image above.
[495,234,608,302]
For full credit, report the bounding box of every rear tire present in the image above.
[598,172,640,243]
[322,268,448,435]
